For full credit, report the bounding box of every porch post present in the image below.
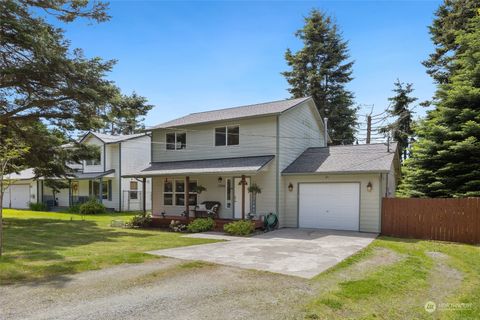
[99,178,103,204]
[68,180,72,207]
[185,176,190,220]
[241,175,246,220]
[142,177,146,214]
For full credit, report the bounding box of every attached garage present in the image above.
[298,183,360,231]
[281,143,401,233]
[2,184,31,209]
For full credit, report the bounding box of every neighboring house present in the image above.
[126,97,400,233]
[1,169,38,209]
[2,132,152,212]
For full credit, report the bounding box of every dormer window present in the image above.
[166,132,186,150]
[215,126,239,146]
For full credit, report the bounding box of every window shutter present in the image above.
[108,180,112,201]
[89,181,92,197]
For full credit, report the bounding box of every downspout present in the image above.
[119,143,122,211]
[275,115,280,216]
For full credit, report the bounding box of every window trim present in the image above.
[165,131,187,151]
[163,179,198,206]
[214,125,240,147]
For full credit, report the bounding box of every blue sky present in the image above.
[56,0,441,128]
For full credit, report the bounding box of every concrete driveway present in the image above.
[148,228,377,278]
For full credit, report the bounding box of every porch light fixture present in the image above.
[288,183,294,192]
[367,182,373,192]
[217,177,223,184]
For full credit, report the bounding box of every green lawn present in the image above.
[0,209,218,284]
[305,237,480,319]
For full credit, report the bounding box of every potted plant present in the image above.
[247,183,262,218]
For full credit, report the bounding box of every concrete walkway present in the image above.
[148,228,377,278]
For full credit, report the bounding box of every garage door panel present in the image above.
[3,185,30,209]
[299,183,360,231]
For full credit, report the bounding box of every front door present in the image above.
[234,177,250,219]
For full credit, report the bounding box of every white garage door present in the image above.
[2,185,30,209]
[299,183,360,231]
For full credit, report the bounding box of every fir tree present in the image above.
[282,9,358,144]
[380,80,416,161]
[399,14,480,197]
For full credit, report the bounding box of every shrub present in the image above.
[79,199,106,215]
[29,202,48,211]
[223,220,255,236]
[68,204,81,213]
[187,218,215,233]
[128,211,152,228]
[169,220,187,232]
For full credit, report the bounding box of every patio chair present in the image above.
[194,201,221,219]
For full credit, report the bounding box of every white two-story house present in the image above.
[127,97,400,233]
[3,132,152,212]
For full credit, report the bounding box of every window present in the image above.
[130,181,138,200]
[89,180,111,200]
[163,180,173,205]
[85,147,101,166]
[215,126,239,146]
[163,179,197,206]
[226,178,232,208]
[166,132,186,150]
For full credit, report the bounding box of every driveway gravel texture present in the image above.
[0,257,315,320]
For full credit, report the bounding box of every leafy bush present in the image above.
[224,220,255,236]
[79,199,106,215]
[68,204,81,213]
[29,202,48,211]
[128,211,151,228]
[187,218,215,233]
[169,220,187,232]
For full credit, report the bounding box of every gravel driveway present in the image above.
[0,257,314,320]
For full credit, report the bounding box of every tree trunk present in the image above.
[0,181,4,257]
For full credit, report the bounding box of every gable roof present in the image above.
[151,97,312,129]
[283,143,398,175]
[79,132,148,144]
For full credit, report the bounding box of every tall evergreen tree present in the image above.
[423,0,479,84]
[102,92,153,135]
[399,14,480,198]
[282,9,358,144]
[380,80,416,161]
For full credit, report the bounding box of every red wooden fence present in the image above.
[381,197,480,244]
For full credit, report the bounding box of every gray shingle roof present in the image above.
[81,132,147,144]
[151,97,311,129]
[3,168,36,180]
[123,155,275,177]
[282,143,398,174]
[73,169,115,180]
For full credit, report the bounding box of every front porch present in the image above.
[151,215,265,232]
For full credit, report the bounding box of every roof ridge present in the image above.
[186,96,310,116]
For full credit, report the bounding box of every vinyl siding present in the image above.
[82,135,104,173]
[120,136,152,211]
[151,116,277,162]
[102,143,119,210]
[151,162,276,219]
[282,173,382,233]
[278,101,325,226]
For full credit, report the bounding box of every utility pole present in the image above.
[366,115,372,144]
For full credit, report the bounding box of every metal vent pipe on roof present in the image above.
[324,118,328,146]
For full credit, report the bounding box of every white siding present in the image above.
[120,136,152,211]
[151,116,277,162]
[283,173,382,233]
[82,135,104,173]
[103,143,119,210]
